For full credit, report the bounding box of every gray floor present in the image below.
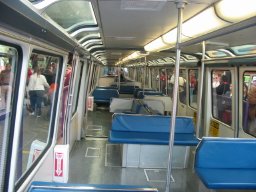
[69,104,253,192]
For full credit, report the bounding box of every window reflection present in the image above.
[243,72,256,136]
[212,70,232,125]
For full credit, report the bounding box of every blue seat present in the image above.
[28,181,158,192]
[109,114,199,146]
[119,85,139,94]
[92,88,119,104]
[195,137,256,189]
[133,88,156,98]
[137,91,164,99]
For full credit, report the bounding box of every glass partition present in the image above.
[0,44,19,190]
[242,71,256,137]
[18,51,62,180]
[211,70,232,126]
[189,69,198,108]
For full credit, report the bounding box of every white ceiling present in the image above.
[91,0,219,65]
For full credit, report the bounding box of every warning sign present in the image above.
[54,152,64,177]
[87,96,94,111]
[209,120,220,137]
[27,140,46,169]
[53,145,69,183]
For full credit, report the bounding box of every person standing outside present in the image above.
[28,66,49,117]
[0,63,12,108]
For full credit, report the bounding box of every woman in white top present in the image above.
[28,66,49,117]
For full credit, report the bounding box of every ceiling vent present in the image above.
[121,0,167,11]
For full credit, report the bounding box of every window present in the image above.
[206,50,228,58]
[17,51,62,181]
[179,69,187,104]
[72,62,84,114]
[242,72,256,137]
[211,70,232,125]
[44,1,97,31]
[0,44,19,190]
[231,45,256,55]
[189,69,198,109]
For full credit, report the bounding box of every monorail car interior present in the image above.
[0,0,256,192]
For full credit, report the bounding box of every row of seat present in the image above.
[108,113,256,190]
[109,114,199,146]
[92,87,119,104]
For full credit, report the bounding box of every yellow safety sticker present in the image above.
[193,111,197,125]
[209,120,220,137]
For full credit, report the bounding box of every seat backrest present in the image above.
[92,88,119,100]
[143,99,165,115]
[195,137,256,169]
[134,88,155,98]
[112,114,194,133]
[144,95,172,112]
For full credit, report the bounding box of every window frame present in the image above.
[15,49,64,189]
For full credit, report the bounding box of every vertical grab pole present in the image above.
[165,68,168,95]
[118,64,121,90]
[165,1,186,192]
[143,56,147,94]
[85,59,94,136]
[196,41,206,138]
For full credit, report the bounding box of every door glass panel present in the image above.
[243,72,256,137]
[18,51,61,180]
[189,69,198,109]
[0,44,18,190]
[212,70,232,125]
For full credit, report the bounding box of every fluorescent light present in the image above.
[182,7,228,40]
[162,28,177,44]
[215,0,256,23]
[144,37,169,52]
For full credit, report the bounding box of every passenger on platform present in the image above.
[0,63,13,107]
[160,71,167,93]
[243,84,248,101]
[27,64,33,83]
[248,79,256,121]
[43,64,54,85]
[120,68,125,82]
[216,75,230,95]
[64,64,72,86]
[224,83,232,97]
[212,74,221,88]
[28,66,49,117]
